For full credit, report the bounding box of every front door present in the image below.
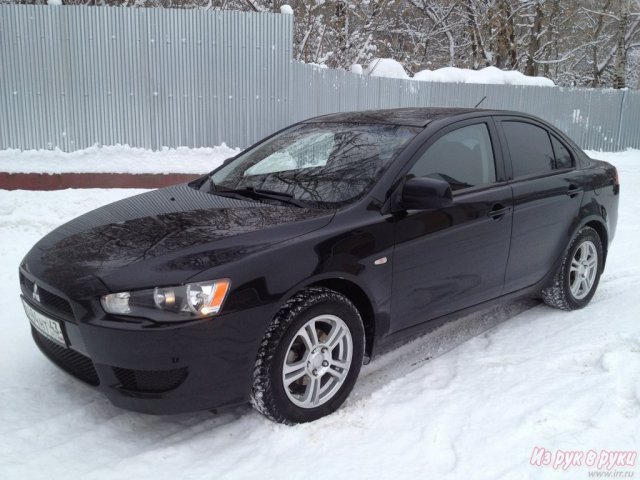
[390,119,513,333]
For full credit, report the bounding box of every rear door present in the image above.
[496,117,584,292]
[390,118,513,333]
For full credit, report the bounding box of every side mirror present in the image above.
[223,157,234,166]
[401,176,453,210]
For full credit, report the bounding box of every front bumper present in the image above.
[20,271,274,414]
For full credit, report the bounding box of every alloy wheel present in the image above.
[569,240,598,300]
[281,314,353,409]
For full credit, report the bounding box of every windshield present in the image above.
[205,122,420,208]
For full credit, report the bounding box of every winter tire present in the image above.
[251,287,365,424]
[541,226,603,310]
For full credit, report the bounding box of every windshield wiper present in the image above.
[214,186,308,208]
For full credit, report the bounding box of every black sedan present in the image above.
[19,108,619,424]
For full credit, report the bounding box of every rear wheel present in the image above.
[251,287,364,424]
[541,226,603,310]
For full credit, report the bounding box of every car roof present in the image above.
[303,107,527,127]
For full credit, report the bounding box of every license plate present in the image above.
[22,298,67,347]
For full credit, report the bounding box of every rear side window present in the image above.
[502,121,555,177]
[551,135,574,169]
[409,123,496,191]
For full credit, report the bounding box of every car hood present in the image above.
[22,184,334,296]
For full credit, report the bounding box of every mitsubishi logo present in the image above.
[32,283,40,303]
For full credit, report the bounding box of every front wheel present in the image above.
[251,287,365,424]
[541,226,603,310]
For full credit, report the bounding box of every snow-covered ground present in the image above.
[0,144,239,174]
[0,151,638,479]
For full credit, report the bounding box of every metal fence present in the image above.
[1,4,639,152]
[291,64,640,152]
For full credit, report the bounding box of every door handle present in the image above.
[567,184,583,198]
[488,203,511,220]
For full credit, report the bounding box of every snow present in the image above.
[306,62,329,70]
[47,0,62,5]
[350,63,363,75]
[585,148,640,165]
[365,58,410,79]
[413,66,555,86]
[0,144,239,175]
[280,4,293,15]
[1,150,639,479]
[363,58,555,86]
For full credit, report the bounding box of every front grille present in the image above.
[32,327,100,386]
[113,366,188,393]
[20,273,74,319]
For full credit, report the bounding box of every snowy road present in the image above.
[1,151,638,479]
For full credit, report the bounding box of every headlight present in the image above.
[100,279,231,322]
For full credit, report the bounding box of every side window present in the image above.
[502,121,555,177]
[551,135,574,169]
[409,123,496,191]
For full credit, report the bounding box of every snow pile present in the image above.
[361,58,555,86]
[364,58,409,79]
[47,0,62,5]
[306,62,329,70]
[279,4,293,15]
[414,66,555,86]
[0,144,239,175]
[350,63,363,75]
[0,150,638,478]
